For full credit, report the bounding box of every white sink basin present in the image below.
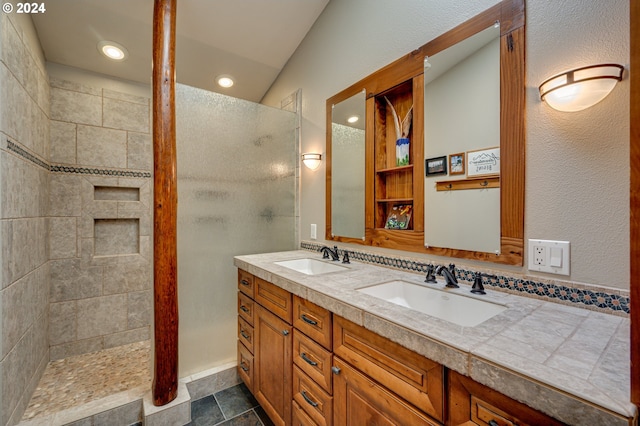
[275,258,348,275]
[357,280,506,327]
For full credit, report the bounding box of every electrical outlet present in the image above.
[528,239,570,275]
[533,245,546,265]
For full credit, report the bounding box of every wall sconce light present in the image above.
[539,64,624,112]
[302,153,322,170]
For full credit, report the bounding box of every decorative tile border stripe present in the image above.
[50,165,151,178]
[300,241,629,315]
[6,140,50,171]
[5,138,151,178]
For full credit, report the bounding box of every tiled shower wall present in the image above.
[48,78,153,361]
[0,12,50,426]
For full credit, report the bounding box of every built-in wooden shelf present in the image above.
[435,176,500,192]
[376,165,414,174]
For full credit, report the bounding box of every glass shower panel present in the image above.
[175,84,297,376]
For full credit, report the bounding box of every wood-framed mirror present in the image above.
[326,0,525,266]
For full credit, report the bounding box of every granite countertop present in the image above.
[234,250,634,426]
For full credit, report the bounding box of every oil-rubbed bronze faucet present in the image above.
[319,245,340,261]
[435,264,459,288]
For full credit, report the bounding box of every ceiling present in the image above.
[31,0,329,103]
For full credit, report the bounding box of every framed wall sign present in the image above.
[467,147,500,177]
[426,156,447,176]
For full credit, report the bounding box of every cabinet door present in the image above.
[333,358,440,426]
[333,316,444,422]
[448,370,566,426]
[254,304,293,426]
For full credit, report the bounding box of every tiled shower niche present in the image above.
[94,218,140,256]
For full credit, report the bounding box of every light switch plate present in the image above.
[310,224,317,240]
[528,239,570,275]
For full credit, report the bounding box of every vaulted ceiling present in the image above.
[32,0,329,102]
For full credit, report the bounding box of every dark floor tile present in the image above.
[215,383,259,419]
[216,410,262,426]
[253,406,275,426]
[189,395,225,426]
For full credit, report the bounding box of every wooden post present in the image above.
[152,0,179,406]
[631,0,639,408]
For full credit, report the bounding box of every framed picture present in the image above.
[448,152,465,175]
[467,147,500,177]
[425,156,447,176]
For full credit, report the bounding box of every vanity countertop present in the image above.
[234,250,635,426]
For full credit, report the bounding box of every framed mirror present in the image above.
[424,24,501,254]
[326,0,525,266]
[330,90,366,239]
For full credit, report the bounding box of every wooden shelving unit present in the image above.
[371,79,424,232]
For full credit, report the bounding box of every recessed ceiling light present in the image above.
[347,115,359,124]
[98,40,128,61]
[216,75,234,88]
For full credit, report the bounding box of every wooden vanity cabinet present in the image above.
[237,271,293,426]
[238,271,564,426]
[448,370,566,426]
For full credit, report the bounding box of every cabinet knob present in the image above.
[240,279,250,286]
[240,305,250,313]
[240,362,249,372]
[331,366,341,375]
[240,330,250,340]
[282,329,290,336]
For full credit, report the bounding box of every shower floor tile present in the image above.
[21,341,151,422]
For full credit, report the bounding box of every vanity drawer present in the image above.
[237,340,254,392]
[238,316,254,353]
[333,315,444,423]
[293,296,332,350]
[293,366,333,426]
[292,400,319,426]
[255,277,292,323]
[238,269,255,298]
[238,292,255,325]
[293,329,333,394]
[448,370,565,426]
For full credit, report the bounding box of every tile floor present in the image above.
[188,383,273,426]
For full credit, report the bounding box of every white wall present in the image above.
[262,0,630,289]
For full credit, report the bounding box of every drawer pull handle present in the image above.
[301,314,318,326]
[240,279,250,286]
[331,366,341,375]
[240,362,249,372]
[240,305,250,313]
[301,391,319,407]
[300,352,318,366]
[282,329,290,336]
[240,330,250,339]
[488,421,499,426]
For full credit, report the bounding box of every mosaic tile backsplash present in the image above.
[300,241,629,315]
